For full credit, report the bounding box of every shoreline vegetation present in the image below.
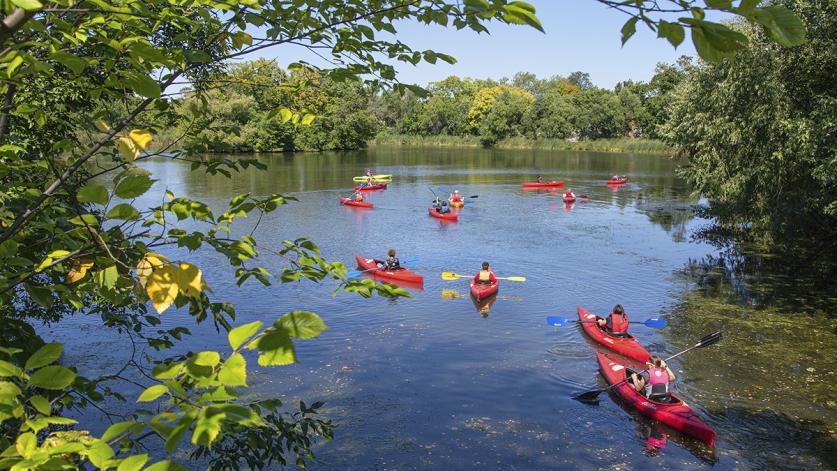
[370,133,672,155]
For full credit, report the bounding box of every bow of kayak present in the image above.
[563,196,576,203]
[597,352,716,446]
[470,279,499,301]
[578,306,650,362]
[339,197,373,208]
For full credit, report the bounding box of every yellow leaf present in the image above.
[66,259,94,284]
[128,129,152,151]
[94,119,110,133]
[146,264,178,315]
[137,252,168,288]
[117,137,138,162]
[174,262,205,298]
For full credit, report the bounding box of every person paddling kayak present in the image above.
[536,175,544,183]
[564,188,576,199]
[612,174,621,181]
[597,304,629,335]
[449,190,463,204]
[353,192,365,202]
[473,262,497,285]
[380,248,401,271]
[630,356,676,401]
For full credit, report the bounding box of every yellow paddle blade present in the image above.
[497,276,526,282]
[441,272,468,280]
[441,289,463,299]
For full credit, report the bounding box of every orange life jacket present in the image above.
[606,313,629,333]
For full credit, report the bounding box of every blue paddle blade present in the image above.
[346,270,363,279]
[644,318,666,329]
[546,316,568,327]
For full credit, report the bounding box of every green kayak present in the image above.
[352,174,392,182]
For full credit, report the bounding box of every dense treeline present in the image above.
[663,0,835,261]
[154,60,688,152]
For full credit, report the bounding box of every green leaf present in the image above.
[106,203,141,220]
[102,421,135,441]
[502,2,544,32]
[755,6,806,47]
[51,51,87,75]
[76,184,109,204]
[0,360,25,379]
[0,381,23,399]
[300,113,315,126]
[227,321,263,350]
[10,0,42,11]
[191,407,225,446]
[26,284,54,308]
[94,265,118,290]
[621,16,638,46]
[659,21,685,48]
[24,343,63,370]
[117,454,149,471]
[123,72,161,98]
[274,311,328,339]
[136,384,168,402]
[217,353,246,387]
[191,351,220,367]
[29,365,76,390]
[255,330,296,366]
[278,107,292,123]
[68,213,99,226]
[114,173,155,198]
[29,395,50,415]
[86,440,115,469]
[151,362,183,380]
[16,432,37,459]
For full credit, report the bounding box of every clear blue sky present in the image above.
[252,1,702,89]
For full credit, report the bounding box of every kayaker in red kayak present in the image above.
[380,248,401,271]
[564,188,576,199]
[473,262,497,285]
[612,174,621,181]
[630,356,677,401]
[353,192,365,202]
[434,199,451,214]
[597,304,629,335]
[536,175,544,183]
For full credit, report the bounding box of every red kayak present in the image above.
[470,277,499,301]
[597,352,716,446]
[354,183,388,191]
[428,207,458,221]
[355,256,423,285]
[606,178,628,185]
[563,196,576,203]
[339,197,373,208]
[522,181,564,189]
[578,307,650,362]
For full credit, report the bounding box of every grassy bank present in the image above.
[370,133,673,155]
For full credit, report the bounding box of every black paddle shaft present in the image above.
[574,331,722,402]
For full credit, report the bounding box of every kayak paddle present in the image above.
[346,257,420,278]
[441,272,526,282]
[546,316,666,329]
[572,330,722,403]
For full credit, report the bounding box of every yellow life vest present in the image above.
[478,270,492,281]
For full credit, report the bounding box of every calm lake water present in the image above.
[51,146,835,470]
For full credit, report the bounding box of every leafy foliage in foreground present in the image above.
[0,0,810,469]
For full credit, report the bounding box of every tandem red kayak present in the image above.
[597,352,716,446]
[578,306,651,362]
